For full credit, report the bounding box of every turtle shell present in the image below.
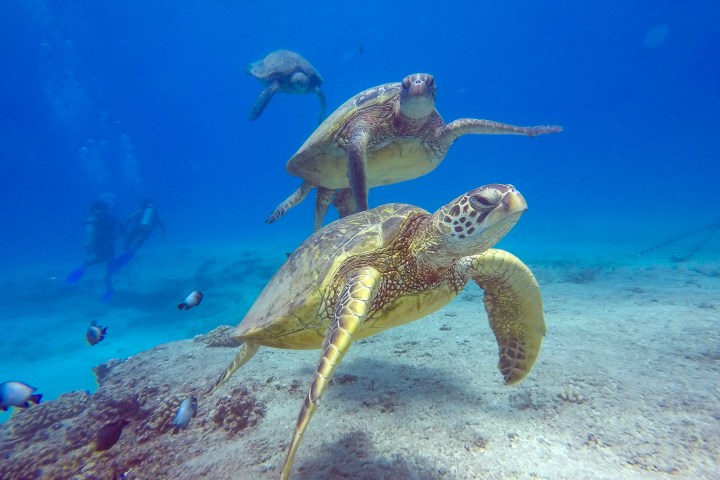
[286,82,437,189]
[248,49,322,83]
[234,203,426,349]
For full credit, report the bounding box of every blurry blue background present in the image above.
[2,1,719,264]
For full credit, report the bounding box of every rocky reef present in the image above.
[0,326,265,480]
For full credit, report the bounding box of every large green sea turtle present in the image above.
[247,49,326,123]
[212,183,546,479]
[266,73,562,231]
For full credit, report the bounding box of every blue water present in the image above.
[1,1,718,422]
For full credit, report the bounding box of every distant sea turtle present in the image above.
[266,73,562,231]
[211,183,546,479]
[247,49,326,123]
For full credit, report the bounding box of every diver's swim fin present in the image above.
[65,265,87,284]
[108,250,135,274]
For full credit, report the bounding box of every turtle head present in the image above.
[431,184,527,257]
[290,71,310,90]
[399,73,437,119]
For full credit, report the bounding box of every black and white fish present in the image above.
[0,381,42,411]
[177,291,203,310]
[86,320,108,346]
[171,396,198,433]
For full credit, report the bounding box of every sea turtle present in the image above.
[247,49,326,123]
[211,183,546,479]
[266,73,562,231]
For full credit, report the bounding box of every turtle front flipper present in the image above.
[468,248,545,385]
[249,81,280,120]
[280,266,381,480]
[267,180,315,224]
[439,118,563,155]
[346,126,371,212]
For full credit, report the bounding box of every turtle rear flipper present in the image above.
[266,181,315,224]
[314,187,334,231]
[469,248,545,385]
[208,342,261,395]
[249,82,280,120]
[332,188,356,219]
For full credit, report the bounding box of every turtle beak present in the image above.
[400,73,436,119]
[405,73,436,99]
[408,79,428,96]
[502,185,528,215]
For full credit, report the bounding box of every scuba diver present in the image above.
[65,196,123,301]
[109,198,165,273]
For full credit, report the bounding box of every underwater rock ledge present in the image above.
[0,326,264,480]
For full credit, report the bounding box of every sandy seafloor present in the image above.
[0,230,718,479]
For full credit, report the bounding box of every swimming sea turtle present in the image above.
[211,183,546,479]
[266,73,562,231]
[247,49,326,123]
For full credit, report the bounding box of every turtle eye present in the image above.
[402,77,411,89]
[469,190,500,210]
[425,75,434,88]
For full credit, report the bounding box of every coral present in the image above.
[361,392,400,413]
[140,391,183,438]
[92,358,125,383]
[212,386,266,435]
[65,391,142,447]
[0,452,40,480]
[557,385,587,403]
[332,374,359,385]
[508,390,548,410]
[193,325,241,347]
[287,378,304,396]
[9,390,90,440]
[38,445,97,479]
[0,337,268,479]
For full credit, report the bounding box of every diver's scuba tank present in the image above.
[140,204,156,227]
[84,199,111,251]
[84,203,105,251]
[83,215,98,250]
